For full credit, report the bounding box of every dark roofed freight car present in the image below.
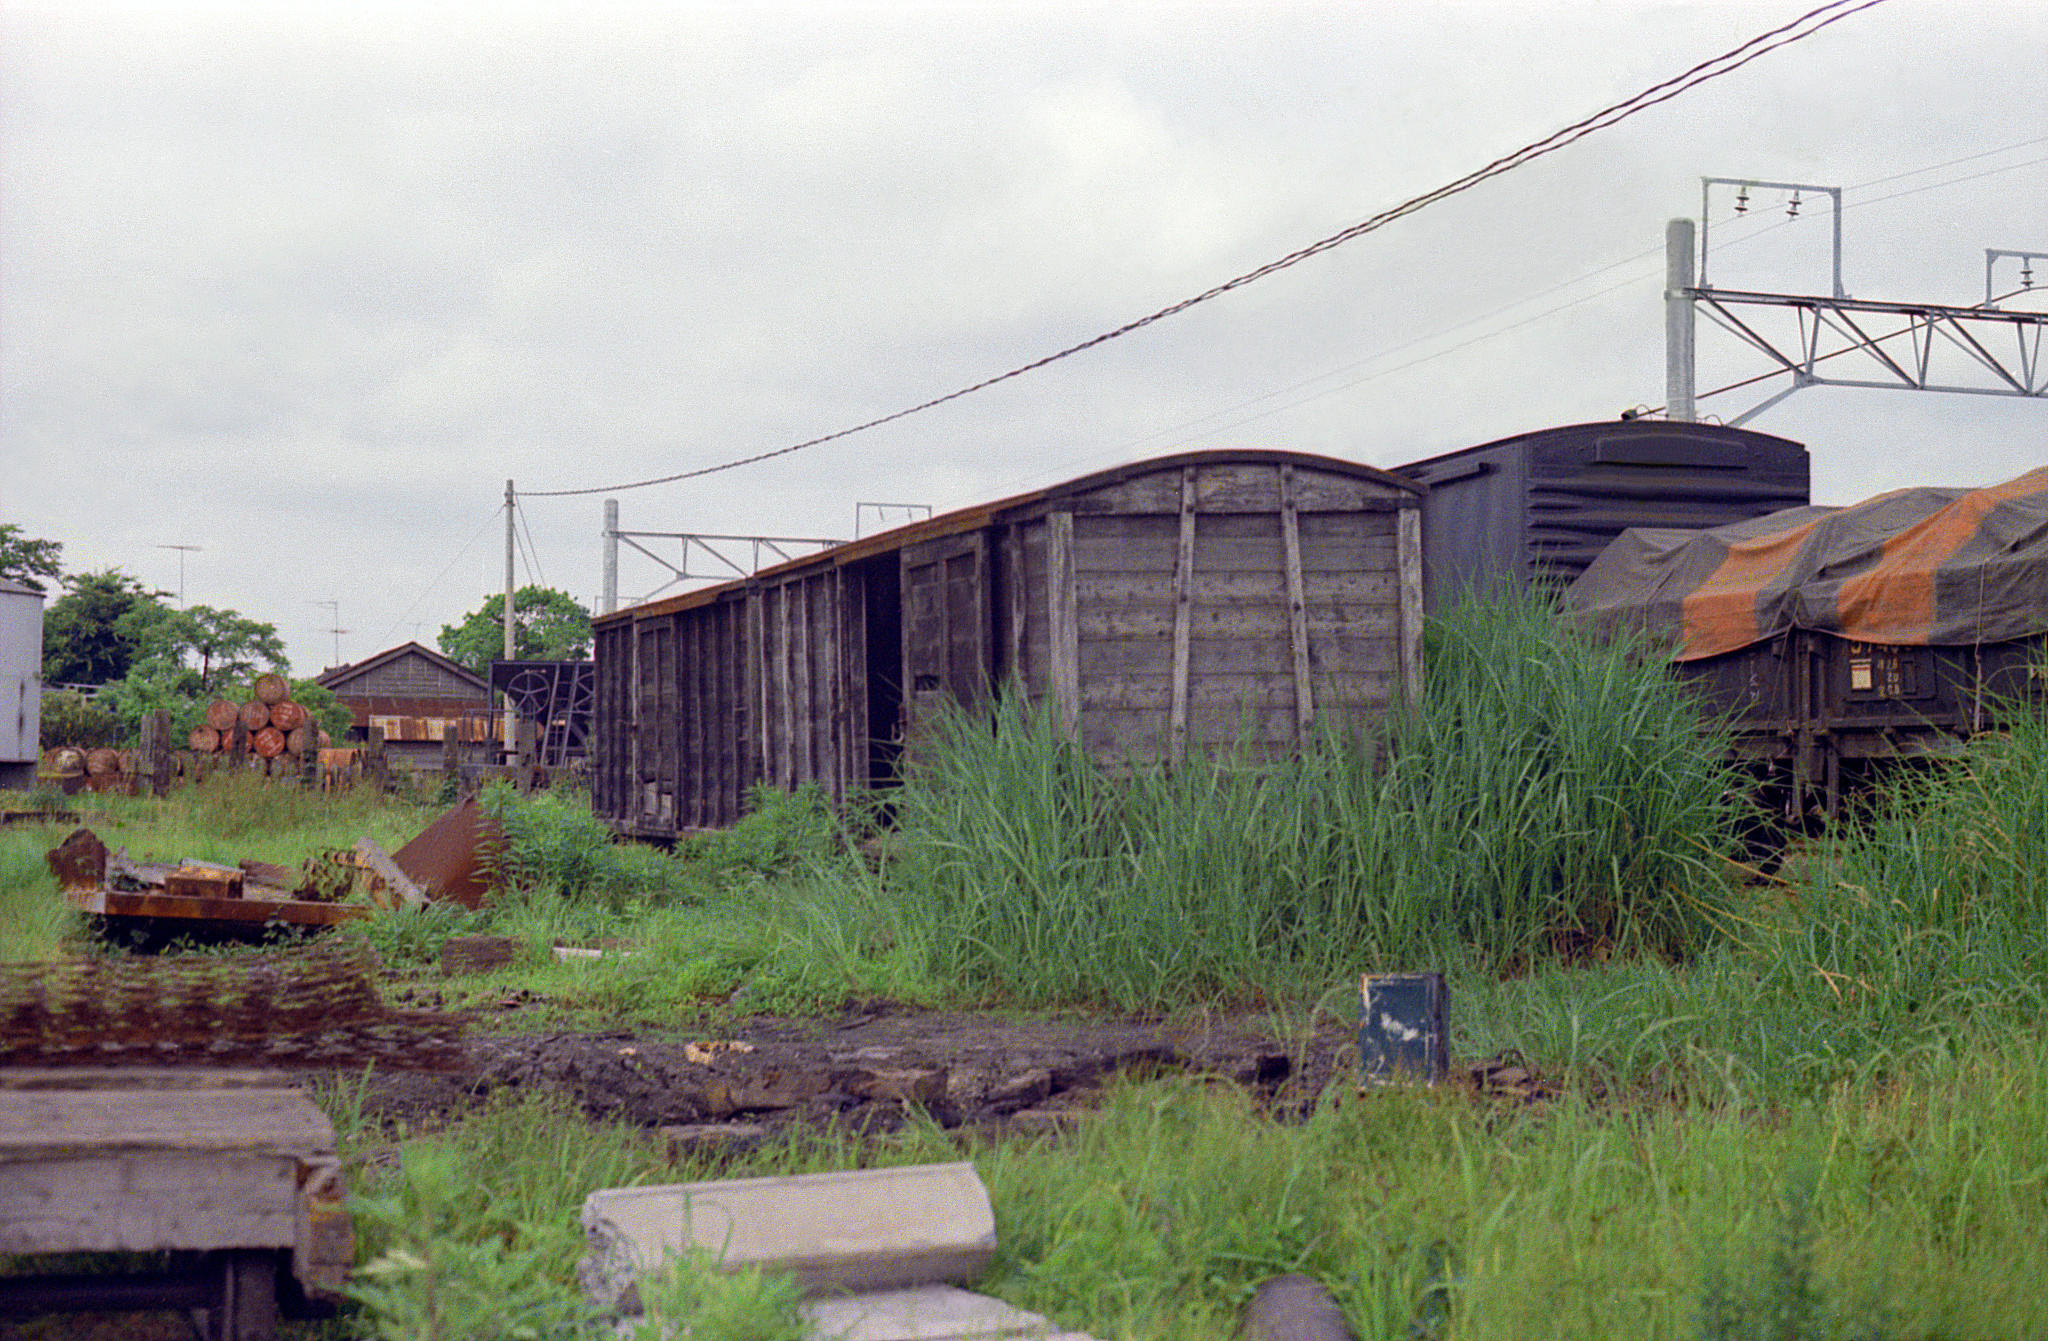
[591,450,1426,838]
[1394,420,1810,613]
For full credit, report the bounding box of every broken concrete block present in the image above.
[802,1285,1078,1341]
[581,1161,997,1312]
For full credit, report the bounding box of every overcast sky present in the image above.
[4,0,2042,676]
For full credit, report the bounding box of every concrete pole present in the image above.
[603,498,619,615]
[503,480,517,762]
[1665,218,1696,423]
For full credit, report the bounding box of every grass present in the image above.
[4,596,2044,1337]
[313,1034,2048,1341]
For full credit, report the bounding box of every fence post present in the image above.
[367,725,389,793]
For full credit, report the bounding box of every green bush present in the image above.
[38,689,122,749]
[483,783,700,906]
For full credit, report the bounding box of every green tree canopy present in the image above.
[438,586,592,673]
[41,570,169,686]
[140,604,290,696]
[0,524,62,593]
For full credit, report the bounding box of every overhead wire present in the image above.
[377,503,505,649]
[1077,141,2043,463]
[518,0,1887,499]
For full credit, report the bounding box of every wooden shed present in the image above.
[592,450,1425,838]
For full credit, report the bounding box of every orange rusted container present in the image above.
[252,727,287,759]
[269,700,306,731]
[187,726,220,753]
[240,701,270,731]
[205,699,240,732]
[253,672,291,705]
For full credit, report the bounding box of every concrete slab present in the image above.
[581,1162,996,1312]
[803,1285,1057,1340]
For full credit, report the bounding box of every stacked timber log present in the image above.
[41,746,138,794]
[188,673,332,760]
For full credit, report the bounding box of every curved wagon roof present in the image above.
[594,449,1422,628]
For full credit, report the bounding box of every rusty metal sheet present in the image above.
[45,829,107,892]
[391,797,501,910]
[0,942,462,1071]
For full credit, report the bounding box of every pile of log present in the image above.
[186,673,331,759]
[41,746,136,794]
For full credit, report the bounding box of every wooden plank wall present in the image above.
[756,569,859,807]
[902,532,992,766]
[592,622,633,824]
[1065,461,1407,766]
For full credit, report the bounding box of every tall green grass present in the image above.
[879,594,1745,1010]
[1744,693,2048,1037]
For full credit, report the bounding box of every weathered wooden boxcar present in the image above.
[592,450,1425,837]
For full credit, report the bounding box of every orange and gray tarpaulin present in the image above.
[1567,466,2048,661]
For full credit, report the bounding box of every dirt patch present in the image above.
[347,1001,1344,1140]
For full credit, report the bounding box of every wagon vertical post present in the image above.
[1169,467,1198,763]
[1398,506,1425,705]
[1278,464,1315,742]
[1048,510,1079,741]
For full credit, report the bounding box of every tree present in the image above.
[438,586,592,673]
[41,570,170,686]
[141,604,290,695]
[0,524,62,593]
[288,678,355,742]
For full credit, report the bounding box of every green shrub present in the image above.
[685,782,850,884]
[483,783,699,907]
[38,689,122,749]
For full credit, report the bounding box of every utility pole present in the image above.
[503,481,517,763]
[1665,218,1696,423]
[156,544,202,606]
[603,499,619,615]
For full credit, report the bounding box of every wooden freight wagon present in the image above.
[1569,466,2048,821]
[593,450,1425,838]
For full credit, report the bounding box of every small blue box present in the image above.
[1358,972,1447,1082]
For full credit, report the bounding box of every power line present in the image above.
[1045,143,2038,466]
[519,0,1887,500]
[378,503,504,648]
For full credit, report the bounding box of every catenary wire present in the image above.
[518,0,1886,499]
[1075,143,2040,462]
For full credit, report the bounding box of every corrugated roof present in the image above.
[315,640,492,693]
[595,448,1422,628]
